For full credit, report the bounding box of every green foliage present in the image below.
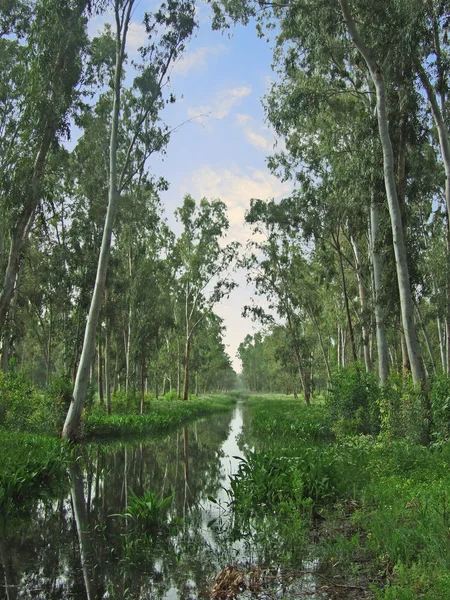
[378,372,426,443]
[234,395,450,600]
[430,375,450,444]
[122,489,173,530]
[0,431,69,514]
[327,364,380,435]
[84,395,235,438]
[162,390,179,401]
[0,368,41,431]
[229,447,338,519]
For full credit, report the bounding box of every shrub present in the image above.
[430,374,450,443]
[0,369,41,431]
[378,372,426,444]
[327,363,380,435]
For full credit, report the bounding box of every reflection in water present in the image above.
[0,403,321,600]
[0,406,241,599]
[0,522,18,600]
[69,459,100,600]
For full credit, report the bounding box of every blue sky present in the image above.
[89,1,292,370]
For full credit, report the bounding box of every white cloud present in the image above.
[186,86,252,128]
[173,44,228,76]
[235,113,274,152]
[181,164,290,370]
[215,86,252,118]
[126,22,147,54]
[184,164,291,245]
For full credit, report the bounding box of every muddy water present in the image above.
[0,403,325,600]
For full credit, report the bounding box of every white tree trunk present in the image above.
[351,237,372,372]
[340,0,425,386]
[62,4,131,439]
[369,200,390,384]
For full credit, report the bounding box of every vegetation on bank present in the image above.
[229,390,450,599]
[84,394,236,439]
[0,371,235,515]
[0,432,70,514]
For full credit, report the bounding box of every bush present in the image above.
[430,374,450,444]
[327,363,380,435]
[378,372,427,444]
[0,369,41,431]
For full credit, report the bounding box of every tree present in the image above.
[174,194,239,400]
[0,0,90,358]
[62,0,197,439]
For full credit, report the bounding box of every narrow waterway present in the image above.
[0,402,326,600]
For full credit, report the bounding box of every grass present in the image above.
[0,431,69,514]
[84,394,236,439]
[228,395,450,599]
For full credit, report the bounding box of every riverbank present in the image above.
[228,395,450,599]
[0,394,236,516]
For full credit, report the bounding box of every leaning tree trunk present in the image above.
[62,8,130,439]
[340,0,425,388]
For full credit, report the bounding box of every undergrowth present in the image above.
[84,395,236,438]
[229,395,450,599]
[0,431,69,514]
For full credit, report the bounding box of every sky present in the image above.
[89,1,292,371]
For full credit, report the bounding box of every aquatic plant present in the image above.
[122,489,173,530]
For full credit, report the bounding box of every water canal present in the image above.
[0,402,327,600]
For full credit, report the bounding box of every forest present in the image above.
[1,0,450,599]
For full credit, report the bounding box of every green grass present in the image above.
[229,395,450,599]
[84,395,236,439]
[0,431,69,514]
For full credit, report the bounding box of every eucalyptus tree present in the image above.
[174,194,239,400]
[0,0,90,363]
[210,0,433,390]
[413,0,450,373]
[243,199,319,405]
[62,0,197,439]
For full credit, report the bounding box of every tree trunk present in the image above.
[177,338,181,399]
[337,324,341,367]
[351,237,372,372]
[183,335,190,401]
[310,311,332,379]
[340,0,425,387]
[334,232,358,362]
[62,6,131,439]
[140,359,145,414]
[194,372,199,396]
[0,129,53,339]
[105,318,111,415]
[369,200,390,384]
[437,316,447,373]
[98,336,104,405]
[415,305,436,373]
[125,248,132,395]
[417,65,450,375]
[46,304,53,385]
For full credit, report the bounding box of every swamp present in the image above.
[2,1,450,599]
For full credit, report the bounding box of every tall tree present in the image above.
[174,194,238,400]
[62,0,197,439]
